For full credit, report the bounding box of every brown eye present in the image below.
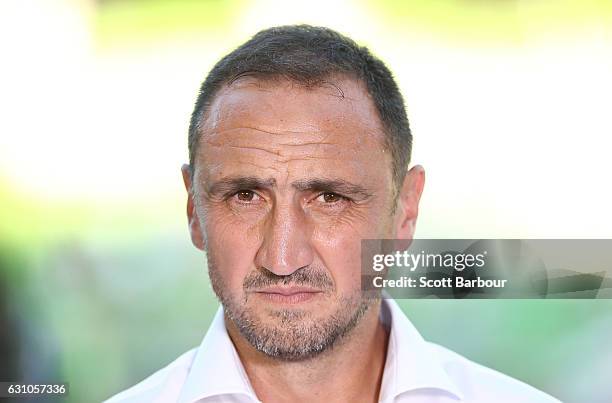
[323,193,339,202]
[319,192,343,203]
[236,190,255,202]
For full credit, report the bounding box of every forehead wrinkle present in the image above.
[277,156,340,163]
[203,160,283,179]
[197,131,382,185]
[200,131,352,165]
[199,143,344,167]
[204,134,340,150]
[194,76,391,183]
[207,125,324,139]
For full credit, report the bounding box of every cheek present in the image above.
[318,239,362,293]
[204,208,262,292]
[312,211,386,293]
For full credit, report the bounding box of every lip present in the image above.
[253,286,324,304]
[255,286,322,296]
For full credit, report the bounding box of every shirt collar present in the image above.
[177,307,260,403]
[379,297,464,402]
[178,299,464,403]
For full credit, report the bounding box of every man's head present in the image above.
[182,25,425,361]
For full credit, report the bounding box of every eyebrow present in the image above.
[205,176,276,196]
[204,176,373,199]
[292,178,373,199]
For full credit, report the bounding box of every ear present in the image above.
[181,164,205,251]
[394,165,425,239]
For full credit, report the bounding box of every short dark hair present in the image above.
[188,24,412,192]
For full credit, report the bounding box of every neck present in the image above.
[225,300,389,403]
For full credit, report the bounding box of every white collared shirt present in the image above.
[106,299,561,403]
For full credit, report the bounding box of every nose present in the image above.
[254,200,314,276]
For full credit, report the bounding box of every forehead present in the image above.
[195,76,391,184]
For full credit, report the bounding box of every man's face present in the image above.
[184,77,420,360]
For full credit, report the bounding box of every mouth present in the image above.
[253,286,324,304]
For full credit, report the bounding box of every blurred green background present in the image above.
[1,0,611,402]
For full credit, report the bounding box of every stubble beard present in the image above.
[207,257,375,361]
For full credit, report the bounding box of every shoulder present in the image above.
[104,348,198,403]
[427,342,562,403]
